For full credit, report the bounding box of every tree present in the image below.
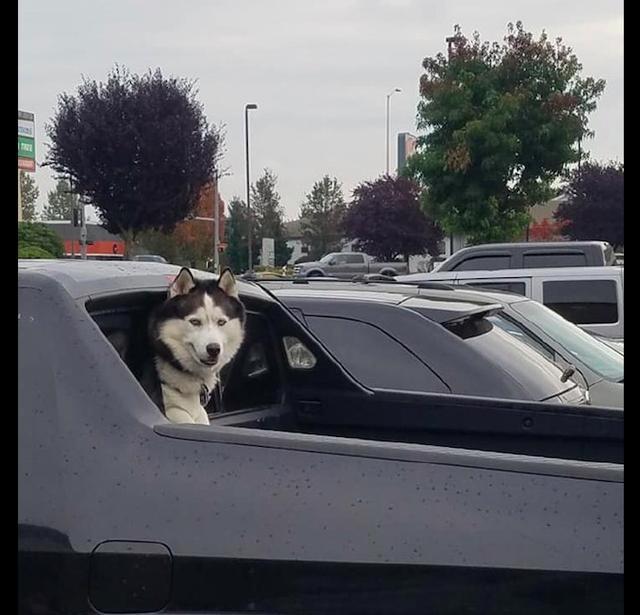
[44,65,223,255]
[172,183,221,267]
[225,197,249,273]
[300,175,346,259]
[554,162,624,249]
[42,179,78,221]
[404,22,605,244]
[251,169,292,267]
[343,175,444,260]
[18,222,64,258]
[136,184,225,268]
[529,218,569,242]
[20,171,39,221]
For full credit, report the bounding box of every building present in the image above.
[283,219,310,264]
[42,221,125,258]
[397,132,417,172]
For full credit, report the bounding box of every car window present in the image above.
[487,314,555,361]
[523,253,586,268]
[441,317,572,397]
[305,316,450,393]
[542,279,618,324]
[453,255,511,271]
[345,254,364,264]
[221,312,282,412]
[511,300,624,382]
[463,281,526,295]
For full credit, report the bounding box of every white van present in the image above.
[398,266,624,339]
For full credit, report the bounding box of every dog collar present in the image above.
[200,384,211,407]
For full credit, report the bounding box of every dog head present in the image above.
[151,268,246,376]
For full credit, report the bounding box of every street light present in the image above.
[245,103,258,272]
[386,88,401,174]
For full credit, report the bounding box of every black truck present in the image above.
[19,260,623,614]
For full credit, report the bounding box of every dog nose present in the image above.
[206,343,220,359]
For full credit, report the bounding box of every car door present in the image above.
[287,298,620,462]
[346,253,367,277]
[329,253,351,278]
[19,279,623,614]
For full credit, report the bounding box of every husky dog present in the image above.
[145,267,246,424]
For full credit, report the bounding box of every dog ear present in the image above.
[169,268,196,298]
[217,268,238,298]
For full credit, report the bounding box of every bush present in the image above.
[18,222,64,258]
[18,245,56,259]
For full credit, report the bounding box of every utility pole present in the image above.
[213,175,220,273]
[385,88,401,174]
[445,34,463,256]
[245,103,258,272]
[79,197,87,260]
[17,170,22,221]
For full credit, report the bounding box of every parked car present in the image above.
[399,265,624,339]
[293,252,408,278]
[265,279,623,409]
[133,254,168,263]
[19,260,622,613]
[434,241,616,272]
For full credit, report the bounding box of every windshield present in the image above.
[319,254,336,263]
[511,300,624,382]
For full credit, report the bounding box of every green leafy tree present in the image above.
[251,169,292,267]
[43,179,78,221]
[18,222,64,258]
[405,22,605,244]
[20,171,39,221]
[300,175,346,259]
[45,65,223,255]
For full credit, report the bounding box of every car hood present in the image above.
[587,379,624,409]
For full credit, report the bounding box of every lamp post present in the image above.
[213,173,220,272]
[245,103,258,272]
[386,88,401,175]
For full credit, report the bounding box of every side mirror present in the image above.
[328,259,336,266]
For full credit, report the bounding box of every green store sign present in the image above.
[18,135,35,160]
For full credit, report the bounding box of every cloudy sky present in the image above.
[19,0,623,222]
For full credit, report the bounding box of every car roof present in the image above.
[266,282,507,323]
[17,259,271,302]
[400,265,623,281]
[449,241,609,251]
[262,278,526,305]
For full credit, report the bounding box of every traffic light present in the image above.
[72,208,81,227]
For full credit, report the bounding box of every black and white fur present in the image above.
[146,267,245,424]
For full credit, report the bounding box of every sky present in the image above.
[19,0,623,222]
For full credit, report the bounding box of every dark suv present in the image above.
[267,285,587,406]
[435,241,615,272]
[265,279,623,409]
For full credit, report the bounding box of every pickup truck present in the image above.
[18,260,622,614]
[294,252,408,278]
[435,241,616,272]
